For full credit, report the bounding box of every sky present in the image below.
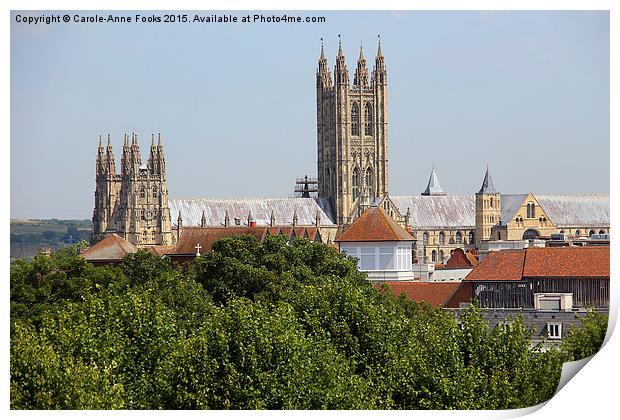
[10,10,610,219]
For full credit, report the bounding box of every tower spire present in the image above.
[422,165,446,196]
[377,34,383,58]
[337,34,343,57]
[477,166,498,194]
[354,40,369,87]
[320,37,325,60]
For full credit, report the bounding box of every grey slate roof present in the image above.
[393,193,609,230]
[536,195,610,228]
[477,168,498,194]
[422,166,446,196]
[169,197,336,227]
[391,195,476,229]
[500,194,529,223]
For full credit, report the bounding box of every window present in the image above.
[351,103,360,136]
[152,186,158,198]
[423,232,429,246]
[439,231,445,245]
[352,168,360,201]
[365,168,373,197]
[141,209,145,220]
[599,230,605,234]
[142,231,147,242]
[364,103,373,136]
[234,218,241,226]
[546,322,562,340]
[439,250,445,263]
[469,231,475,243]
[455,231,462,244]
[379,247,394,270]
[431,250,437,262]
[490,197,494,208]
[575,229,581,237]
[140,186,146,199]
[360,247,375,270]
[589,230,595,236]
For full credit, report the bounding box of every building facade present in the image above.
[316,38,390,225]
[92,133,174,246]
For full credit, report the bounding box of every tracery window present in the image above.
[439,231,446,245]
[140,186,146,199]
[365,168,373,197]
[352,167,360,201]
[423,232,429,246]
[456,231,462,244]
[364,103,373,136]
[351,103,360,136]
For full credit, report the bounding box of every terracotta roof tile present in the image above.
[465,250,526,281]
[336,207,414,242]
[378,281,462,308]
[523,246,609,278]
[444,282,474,308]
[173,227,267,255]
[81,234,138,260]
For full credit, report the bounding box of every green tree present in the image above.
[562,310,608,361]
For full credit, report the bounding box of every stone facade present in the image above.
[92,133,173,246]
[316,38,389,225]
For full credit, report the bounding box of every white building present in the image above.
[336,206,415,282]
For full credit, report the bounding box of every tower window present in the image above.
[456,231,462,244]
[423,232,429,246]
[364,103,373,136]
[490,197,494,208]
[152,186,158,198]
[439,231,445,245]
[352,167,360,201]
[365,168,373,197]
[351,103,360,136]
[431,250,437,262]
[140,186,146,199]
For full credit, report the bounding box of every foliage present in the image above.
[561,310,608,361]
[10,235,602,409]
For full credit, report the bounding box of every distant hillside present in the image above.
[10,219,92,260]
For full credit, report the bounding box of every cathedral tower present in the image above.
[317,36,389,225]
[92,133,173,246]
[475,167,501,247]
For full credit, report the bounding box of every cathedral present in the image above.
[91,38,610,259]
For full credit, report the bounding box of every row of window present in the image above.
[559,229,608,236]
[341,245,412,271]
[139,185,159,199]
[351,103,373,136]
[352,167,374,201]
[422,230,474,246]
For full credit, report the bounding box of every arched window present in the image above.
[140,185,146,199]
[589,230,595,236]
[439,250,445,263]
[490,197,494,208]
[599,230,605,234]
[456,231,462,244]
[531,204,535,218]
[431,250,437,262]
[142,231,147,242]
[365,168,373,197]
[523,229,539,240]
[364,103,373,136]
[560,230,565,234]
[439,231,445,245]
[351,103,360,136]
[575,229,581,237]
[469,231,475,243]
[423,232,429,246]
[152,186,158,198]
[352,167,360,201]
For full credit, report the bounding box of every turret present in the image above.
[422,165,446,196]
[105,134,116,175]
[475,166,502,247]
[334,34,349,86]
[353,43,369,87]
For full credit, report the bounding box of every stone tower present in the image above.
[475,167,501,247]
[316,36,389,225]
[92,133,173,246]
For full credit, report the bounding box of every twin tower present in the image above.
[316,37,389,225]
[92,133,174,245]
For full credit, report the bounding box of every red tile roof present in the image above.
[173,227,267,255]
[523,246,609,278]
[81,234,138,261]
[465,246,610,282]
[378,281,462,308]
[465,250,526,281]
[336,207,414,242]
[444,282,474,308]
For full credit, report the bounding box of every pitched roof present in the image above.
[336,207,414,242]
[466,246,610,281]
[523,246,609,278]
[173,227,267,255]
[500,194,529,222]
[81,234,138,260]
[422,166,446,196]
[169,197,335,227]
[379,281,462,307]
[143,245,175,257]
[477,167,498,194]
[445,248,478,269]
[465,250,526,281]
[535,194,609,228]
[391,195,475,229]
[444,282,474,308]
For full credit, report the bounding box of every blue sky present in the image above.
[10,10,609,219]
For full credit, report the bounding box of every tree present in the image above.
[562,310,608,361]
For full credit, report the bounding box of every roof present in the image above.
[445,248,478,269]
[81,234,138,260]
[143,245,175,257]
[535,195,609,228]
[422,166,446,196]
[523,247,609,278]
[392,193,609,230]
[466,250,526,281]
[466,246,610,281]
[336,207,414,242]
[477,168,498,194]
[173,227,267,255]
[391,195,475,229]
[379,281,462,307]
[169,197,336,228]
[430,268,473,282]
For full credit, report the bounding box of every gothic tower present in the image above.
[317,36,389,225]
[92,133,173,246]
[475,167,501,247]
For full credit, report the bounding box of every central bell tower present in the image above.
[316,36,389,225]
